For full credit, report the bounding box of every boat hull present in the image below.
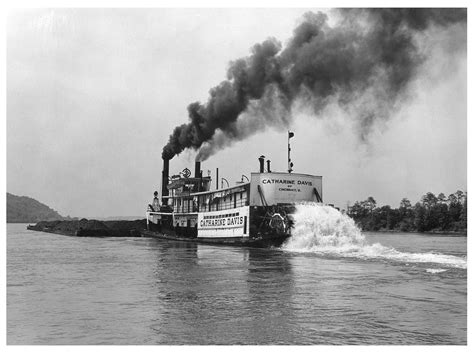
[140,229,289,248]
[145,204,296,248]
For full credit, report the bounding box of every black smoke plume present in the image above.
[162,8,466,161]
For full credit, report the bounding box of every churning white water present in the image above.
[282,203,467,269]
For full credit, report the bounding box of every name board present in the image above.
[197,206,250,238]
[249,172,322,206]
[199,215,244,228]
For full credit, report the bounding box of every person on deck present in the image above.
[152,191,160,211]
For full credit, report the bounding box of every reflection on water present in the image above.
[7,224,467,345]
[149,241,296,344]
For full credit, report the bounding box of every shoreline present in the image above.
[362,229,467,236]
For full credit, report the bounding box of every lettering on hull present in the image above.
[197,206,250,238]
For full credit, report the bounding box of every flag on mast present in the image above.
[288,131,294,139]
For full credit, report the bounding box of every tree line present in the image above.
[346,191,467,233]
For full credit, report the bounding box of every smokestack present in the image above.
[161,158,169,205]
[195,161,201,178]
[216,168,219,190]
[258,155,265,173]
[266,159,271,173]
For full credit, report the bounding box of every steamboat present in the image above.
[143,134,323,247]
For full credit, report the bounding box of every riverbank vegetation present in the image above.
[347,191,467,233]
[7,193,67,223]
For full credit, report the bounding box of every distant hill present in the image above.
[7,193,65,223]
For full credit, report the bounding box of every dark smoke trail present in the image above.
[162,8,466,161]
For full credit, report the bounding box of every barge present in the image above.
[144,140,323,247]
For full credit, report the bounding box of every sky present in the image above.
[6,7,467,218]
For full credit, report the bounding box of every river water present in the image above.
[7,206,467,345]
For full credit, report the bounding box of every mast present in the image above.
[288,131,294,173]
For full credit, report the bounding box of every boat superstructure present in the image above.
[144,154,323,247]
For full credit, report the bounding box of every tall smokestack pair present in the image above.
[162,160,201,202]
